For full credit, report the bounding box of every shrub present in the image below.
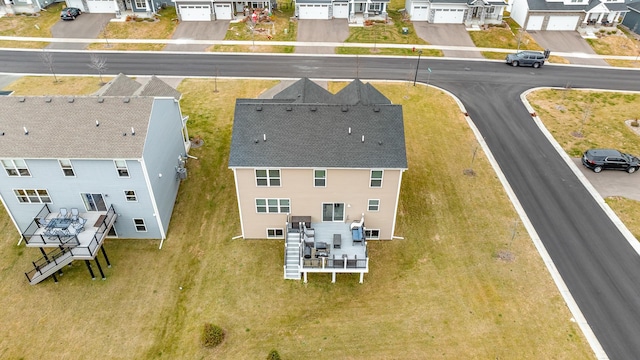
[267,349,282,360]
[201,323,225,348]
[632,118,639,127]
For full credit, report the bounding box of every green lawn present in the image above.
[0,77,592,359]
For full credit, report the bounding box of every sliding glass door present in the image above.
[322,203,345,222]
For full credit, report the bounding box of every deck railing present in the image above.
[24,246,72,283]
[302,256,368,269]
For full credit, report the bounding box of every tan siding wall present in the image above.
[233,167,403,239]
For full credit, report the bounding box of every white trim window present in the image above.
[14,189,51,204]
[266,228,284,238]
[369,3,381,11]
[124,190,137,202]
[114,160,130,178]
[370,170,383,187]
[322,203,345,222]
[365,229,380,239]
[81,193,108,211]
[133,218,147,232]
[368,199,380,211]
[135,0,146,9]
[2,159,30,177]
[314,169,326,187]
[256,198,290,213]
[255,169,281,186]
[59,159,75,177]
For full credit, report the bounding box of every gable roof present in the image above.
[0,96,156,159]
[229,79,407,169]
[94,73,181,100]
[273,77,335,104]
[629,0,640,12]
[527,0,628,12]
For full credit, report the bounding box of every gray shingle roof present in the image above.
[229,79,407,169]
[95,73,141,97]
[0,96,154,159]
[527,0,587,11]
[273,78,335,103]
[629,0,640,12]
[94,73,181,100]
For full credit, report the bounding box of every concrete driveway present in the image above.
[295,19,349,54]
[413,23,482,58]
[48,14,114,50]
[572,158,640,201]
[529,31,608,66]
[164,21,230,52]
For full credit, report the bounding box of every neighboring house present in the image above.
[173,0,271,21]
[0,76,190,285]
[63,0,173,18]
[622,0,640,35]
[294,0,390,21]
[510,0,628,31]
[405,0,506,25]
[228,78,407,283]
[1,0,51,15]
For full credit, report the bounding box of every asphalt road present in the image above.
[2,50,640,359]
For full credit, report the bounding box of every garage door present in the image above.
[65,0,85,12]
[333,3,348,19]
[298,4,329,19]
[412,5,428,21]
[432,8,464,24]
[214,3,232,20]
[546,15,579,31]
[86,0,115,13]
[526,15,544,30]
[180,5,211,21]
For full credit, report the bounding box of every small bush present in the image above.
[201,323,225,348]
[267,349,282,360]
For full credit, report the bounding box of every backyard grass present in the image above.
[87,6,178,51]
[2,76,111,95]
[0,77,593,359]
[0,2,64,48]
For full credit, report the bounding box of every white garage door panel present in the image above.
[526,15,544,30]
[214,4,232,19]
[546,15,579,31]
[412,5,428,21]
[333,3,348,19]
[180,5,211,21]
[298,4,329,19]
[87,0,115,13]
[65,0,85,12]
[433,8,464,24]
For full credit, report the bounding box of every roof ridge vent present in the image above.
[97,97,105,103]
[286,106,292,111]
[45,97,52,103]
[67,97,74,103]
[310,106,317,112]
[123,97,130,103]
[373,106,380,112]
[341,106,348,112]
[256,106,263,111]
[18,97,25,102]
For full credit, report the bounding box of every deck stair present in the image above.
[284,230,301,280]
[25,247,74,285]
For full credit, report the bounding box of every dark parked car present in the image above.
[60,7,82,20]
[505,51,545,68]
[582,149,640,174]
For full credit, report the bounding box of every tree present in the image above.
[88,53,108,85]
[40,50,58,83]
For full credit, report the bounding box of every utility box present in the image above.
[402,27,409,34]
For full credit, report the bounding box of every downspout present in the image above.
[140,158,167,247]
[232,168,245,239]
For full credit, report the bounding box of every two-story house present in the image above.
[228,78,407,283]
[404,0,506,25]
[510,0,628,31]
[0,79,190,284]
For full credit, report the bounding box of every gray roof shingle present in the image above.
[94,73,181,100]
[229,79,407,169]
[135,75,182,100]
[0,96,154,159]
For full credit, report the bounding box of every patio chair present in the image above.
[35,217,49,228]
[70,208,79,221]
[59,208,68,218]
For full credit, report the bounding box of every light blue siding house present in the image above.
[0,77,189,284]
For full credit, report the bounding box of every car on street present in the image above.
[505,51,546,68]
[582,149,640,174]
[60,7,82,20]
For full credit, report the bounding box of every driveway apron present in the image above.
[164,21,230,51]
[413,23,482,58]
[529,31,608,66]
[295,19,349,54]
[48,14,114,50]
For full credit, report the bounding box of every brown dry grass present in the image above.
[0,77,593,359]
[586,33,640,67]
[1,76,112,95]
[0,3,64,48]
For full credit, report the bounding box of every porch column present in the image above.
[364,0,369,18]
[597,13,604,24]
[480,8,485,23]
[94,258,106,280]
[145,0,152,16]
[85,260,96,280]
[101,246,112,268]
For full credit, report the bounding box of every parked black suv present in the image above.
[582,149,640,174]
[505,51,545,68]
[60,7,82,20]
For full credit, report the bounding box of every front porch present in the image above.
[284,216,369,283]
